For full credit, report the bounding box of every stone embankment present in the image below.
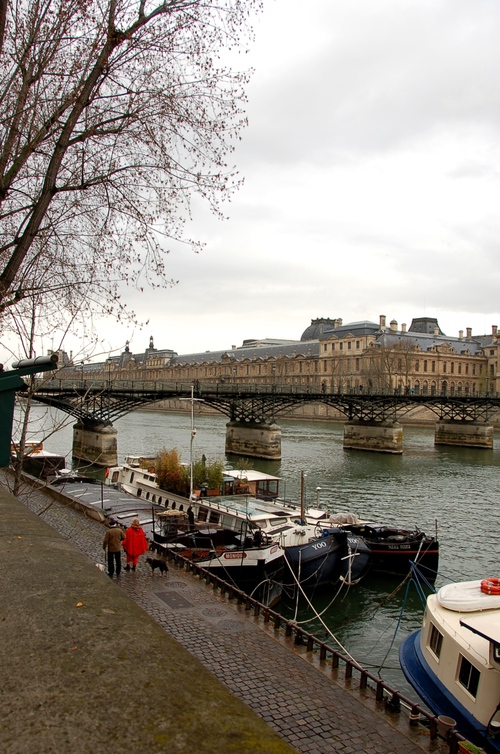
[1,473,444,754]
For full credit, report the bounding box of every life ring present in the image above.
[105,468,110,479]
[481,577,500,595]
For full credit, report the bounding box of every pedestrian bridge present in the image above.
[33,379,500,465]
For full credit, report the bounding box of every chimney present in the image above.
[401,323,407,333]
[466,327,472,338]
[379,315,386,329]
[434,326,439,335]
[492,325,498,336]
[390,319,398,332]
[458,330,463,339]
[231,345,236,350]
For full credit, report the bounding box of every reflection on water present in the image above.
[19,405,500,696]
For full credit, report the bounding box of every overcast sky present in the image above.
[5,0,500,364]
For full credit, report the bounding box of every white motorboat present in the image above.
[400,579,500,752]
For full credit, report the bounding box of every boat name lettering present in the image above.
[311,541,327,550]
[388,544,411,550]
[271,545,279,554]
[223,552,247,559]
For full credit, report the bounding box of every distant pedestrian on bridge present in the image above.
[123,519,148,571]
[103,521,125,577]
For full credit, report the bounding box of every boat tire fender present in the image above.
[481,577,500,595]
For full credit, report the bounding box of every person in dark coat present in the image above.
[103,521,125,577]
[123,519,148,571]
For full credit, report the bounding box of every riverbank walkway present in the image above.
[0,474,439,754]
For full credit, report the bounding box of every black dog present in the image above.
[146,557,169,576]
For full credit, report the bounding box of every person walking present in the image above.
[103,520,125,577]
[123,518,148,571]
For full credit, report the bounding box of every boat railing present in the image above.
[152,540,469,754]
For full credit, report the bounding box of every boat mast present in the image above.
[300,470,306,524]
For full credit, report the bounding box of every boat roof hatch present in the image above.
[460,613,500,646]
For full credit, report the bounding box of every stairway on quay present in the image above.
[0,472,439,754]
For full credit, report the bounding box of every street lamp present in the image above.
[180,386,203,503]
[189,385,197,502]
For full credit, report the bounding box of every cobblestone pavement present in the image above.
[8,476,435,754]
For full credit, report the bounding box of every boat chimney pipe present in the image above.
[300,471,306,524]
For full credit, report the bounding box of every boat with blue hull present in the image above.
[400,579,500,752]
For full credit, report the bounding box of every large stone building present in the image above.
[76,315,499,397]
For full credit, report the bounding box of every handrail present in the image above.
[154,541,469,753]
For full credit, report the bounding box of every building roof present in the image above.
[171,340,320,366]
[321,321,380,339]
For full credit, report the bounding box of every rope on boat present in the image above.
[284,557,357,663]
[377,562,434,673]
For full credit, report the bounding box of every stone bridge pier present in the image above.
[225,420,282,460]
[73,421,118,467]
[434,420,493,449]
[343,421,403,454]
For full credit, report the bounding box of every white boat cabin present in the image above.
[420,580,500,732]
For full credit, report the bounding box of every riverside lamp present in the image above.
[0,354,58,467]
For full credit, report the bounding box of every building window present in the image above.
[443,362,447,373]
[424,360,428,372]
[415,361,419,372]
[323,361,327,372]
[465,364,469,375]
[355,358,360,371]
[473,364,476,375]
[348,341,352,350]
[356,341,360,349]
[324,344,327,352]
[458,363,462,374]
[429,624,443,659]
[332,343,335,350]
[431,361,435,372]
[340,342,344,350]
[451,362,455,374]
[458,656,480,698]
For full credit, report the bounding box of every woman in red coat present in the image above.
[123,519,148,571]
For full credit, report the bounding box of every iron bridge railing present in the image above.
[32,379,500,425]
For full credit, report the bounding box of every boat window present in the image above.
[145,492,150,500]
[152,495,156,503]
[137,489,142,497]
[270,518,288,527]
[111,471,119,483]
[458,655,480,698]
[130,472,135,483]
[179,504,184,511]
[208,511,220,524]
[198,507,208,523]
[429,624,443,659]
[158,497,162,505]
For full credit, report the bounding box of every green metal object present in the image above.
[0,354,58,467]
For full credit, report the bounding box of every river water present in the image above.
[18,404,500,697]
